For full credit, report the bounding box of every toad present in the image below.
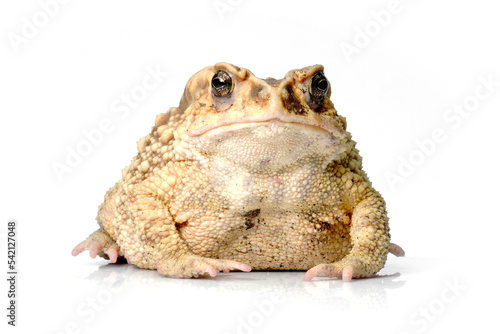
[72,63,404,281]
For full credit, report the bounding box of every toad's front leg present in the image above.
[304,189,403,282]
[122,175,251,278]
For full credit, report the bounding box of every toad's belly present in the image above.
[178,209,352,270]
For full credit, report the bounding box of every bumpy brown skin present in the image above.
[72,63,404,281]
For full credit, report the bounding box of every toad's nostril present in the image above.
[250,85,266,99]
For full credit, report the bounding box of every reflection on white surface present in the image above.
[39,256,471,334]
[84,260,406,312]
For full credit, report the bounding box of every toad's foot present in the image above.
[304,243,404,282]
[71,228,124,263]
[303,258,370,283]
[156,255,251,278]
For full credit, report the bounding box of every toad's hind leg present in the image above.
[72,228,125,263]
[125,175,252,278]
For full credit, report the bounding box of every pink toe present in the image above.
[303,269,316,281]
[389,243,405,257]
[107,249,118,263]
[88,240,102,259]
[342,265,353,282]
[71,245,84,256]
[89,247,99,258]
[238,263,252,272]
[207,267,218,277]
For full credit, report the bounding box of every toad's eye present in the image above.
[211,70,233,97]
[309,72,329,100]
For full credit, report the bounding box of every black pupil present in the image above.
[213,77,225,88]
[316,78,327,91]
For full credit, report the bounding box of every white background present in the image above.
[1,0,499,333]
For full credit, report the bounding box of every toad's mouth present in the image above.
[187,114,343,138]
[186,113,347,172]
